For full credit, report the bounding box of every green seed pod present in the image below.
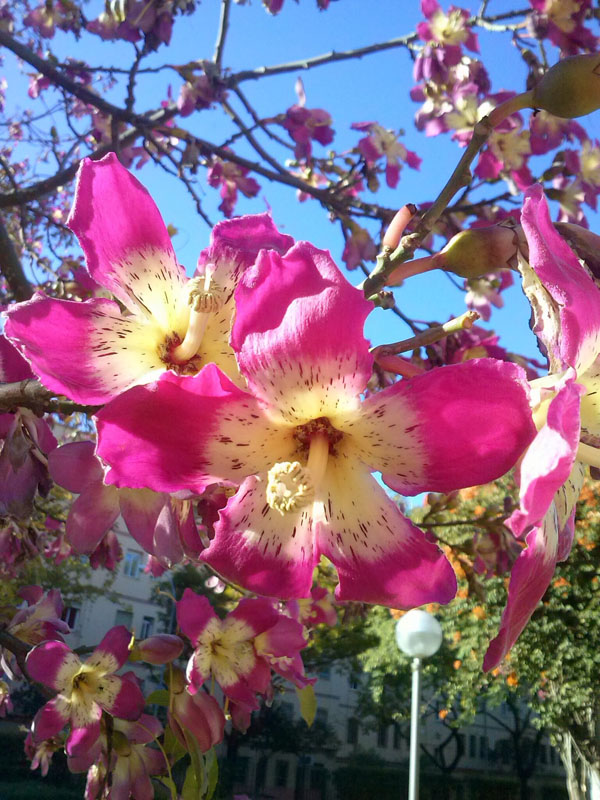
[440,225,520,279]
[532,54,600,119]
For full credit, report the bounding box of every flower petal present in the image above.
[66,719,101,757]
[118,488,168,554]
[87,625,132,673]
[5,294,168,404]
[66,483,121,554]
[32,696,70,742]
[351,359,536,496]
[232,242,373,423]
[176,589,217,645]
[521,184,600,374]
[96,366,292,491]
[67,153,187,319]
[49,441,104,494]
[201,474,318,598]
[316,453,457,607]
[26,640,81,691]
[510,376,583,537]
[100,674,145,720]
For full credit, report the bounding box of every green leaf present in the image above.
[182,762,199,800]
[297,684,317,727]
[146,689,170,706]
[164,725,188,764]
[204,748,219,800]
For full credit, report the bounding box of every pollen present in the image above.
[266,461,315,515]
[187,273,226,313]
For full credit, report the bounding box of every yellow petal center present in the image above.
[171,271,226,363]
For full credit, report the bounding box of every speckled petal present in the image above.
[101,674,145,720]
[4,294,168,404]
[176,588,218,646]
[521,185,600,374]
[232,242,374,424]
[201,475,318,599]
[67,153,187,321]
[87,625,132,673]
[316,451,457,607]
[26,640,81,691]
[96,366,293,492]
[349,359,536,496]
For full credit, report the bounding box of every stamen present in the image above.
[171,272,226,363]
[576,441,600,469]
[266,433,330,515]
[266,461,314,515]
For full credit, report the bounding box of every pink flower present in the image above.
[27,626,145,756]
[484,185,600,669]
[282,105,334,161]
[5,154,291,404]
[97,242,536,607]
[286,586,338,628]
[25,731,61,776]
[207,157,261,217]
[352,122,421,189]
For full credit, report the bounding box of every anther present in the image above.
[266,461,315,515]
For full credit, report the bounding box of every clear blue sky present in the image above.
[7,1,600,360]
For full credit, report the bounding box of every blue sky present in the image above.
[6,0,600,360]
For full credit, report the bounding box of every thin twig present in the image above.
[213,0,232,69]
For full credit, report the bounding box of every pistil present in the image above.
[266,433,330,515]
[171,271,225,363]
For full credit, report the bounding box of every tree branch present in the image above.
[0,214,33,301]
[213,0,232,68]
[0,379,101,416]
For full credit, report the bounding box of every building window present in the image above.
[140,616,154,639]
[377,723,388,748]
[393,724,402,750]
[275,759,289,788]
[469,735,477,758]
[123,550,143,578]
[115,609,133,629]
[347,718,359,745]
[62,606,80,629]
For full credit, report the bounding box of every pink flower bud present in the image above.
[532,54,600,119]
[133,634,183,665]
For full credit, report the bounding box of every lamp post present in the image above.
[395,609,443,800]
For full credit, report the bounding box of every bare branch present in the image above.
[214,0,232,68]
[0,379,101,416]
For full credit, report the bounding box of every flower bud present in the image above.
[130,634,184,665]
[440,225,519,279]
[532,54,600,119]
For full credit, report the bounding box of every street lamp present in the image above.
[395,609,443,800]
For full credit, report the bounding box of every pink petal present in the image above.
[0,334,33,381]
[354,359,536,496]
[522,184,600,374]
[510,377,583,537]
[230,597,280,636]
[483,518,558,671]
[5,294,167,404]
[26,640,80,690]
[317,455,457,607]
[102,674,145,719]
[232,242,374,422]
[96,366,290,491]
[67,153,187,316]
[32,697,70,741]
[202,475,318,598]
[176,588,217,645]
[170,690,225,752]
[49,441,104,494]
[118,488,168,554]
[254,615,307,659]
[66,720,102,757]
[65,483,120,554]
[87,625,132,673]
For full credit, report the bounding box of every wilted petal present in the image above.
[118,488,167,554]
[66,483,120,554]
[232,242,373,424]
[49,441,104,494]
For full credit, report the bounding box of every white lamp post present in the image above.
[395,609,443,800]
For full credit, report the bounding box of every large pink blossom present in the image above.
[484,185,600,670]
[5,154,291,404]
[96,241,535,607]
